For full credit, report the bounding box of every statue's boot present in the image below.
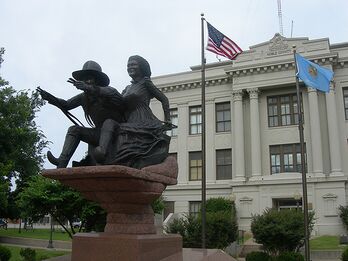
[47,133,80,168]
[94,129,114,164]
[94,119,119,164]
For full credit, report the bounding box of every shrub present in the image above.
[275,251,304,261]
[251,208,314,255]
[0,245,11,261]
[245,251,271,261]
[339,206,348,233]
[205,212,238,249]
[20,248,36,261]
[165,197,238,249]
[342,246,348,261]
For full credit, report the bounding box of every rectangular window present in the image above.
[189,106,202,135]
[189,151,202,181]
[166,108,178,137]
[267,94,301,127]
[216,102,231,132]
[270,143,306,174]
[216,149,232,180]
[189,201,201,217]
[344,88,348,120]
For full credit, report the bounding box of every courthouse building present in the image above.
[150,34,348,235]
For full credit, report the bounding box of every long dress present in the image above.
[106,79,171,169]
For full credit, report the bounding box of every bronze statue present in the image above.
[39,57,173,169]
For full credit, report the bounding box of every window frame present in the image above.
[189,201,201,217]
[216,149,232,180]
[269,143,307,174]
[189,106,202,135]
[189,151,202,181]
[343,88,348,120]
[166,108,178,137]
[215,102,231,133]
[267,93,302,127]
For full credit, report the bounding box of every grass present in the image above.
[0,244,69,261]
[0,228,72,241]
[310,235,346,250]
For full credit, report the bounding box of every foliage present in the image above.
[20,248,36,261]
[245,251,271,261]
[339,205,348,233]
[0,48,48,218]
[17,175,105,238]
[251,208,315,255]
[205,197,235,215]
[275,251,304,261]
[165,197,238,249]
[151,196,165,214]
[2,245,67,261]
[342,246,348,261]
[0,244,11,261]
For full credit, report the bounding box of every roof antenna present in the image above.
[277,0,284,36]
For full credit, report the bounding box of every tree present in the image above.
[0,48,48,217]
[165,197,238,249]
[251,208,315,255]
[17,175,105,238]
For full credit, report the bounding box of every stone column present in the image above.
[177,103,189,183]
[325,84,343,175]
[307,88,324,176]
[247,88,262,179]
[205,100,215,183]
[232,90,245,181]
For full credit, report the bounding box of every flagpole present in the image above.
[200,13,207,249]
[293,46,310,261]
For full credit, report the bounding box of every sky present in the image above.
[1,0,347,169]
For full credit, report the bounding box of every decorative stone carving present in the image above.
[267,33,291,56]
[247,88,260,99]
[232,90,243,102]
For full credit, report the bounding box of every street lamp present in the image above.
[47,214,54,249]
[293,191,302,211]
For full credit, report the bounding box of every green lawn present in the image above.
[0,228,72,241]
[0,244,69,261]
[309,235,346,250]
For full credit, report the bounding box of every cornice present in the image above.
[226,53,339,77]
[158,76,231,93]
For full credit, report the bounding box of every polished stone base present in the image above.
[71,233,182,261]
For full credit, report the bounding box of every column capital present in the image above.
[307,87,317,94]
[247,88,260,99]
[232,89,243,102]
[329,82,336,93]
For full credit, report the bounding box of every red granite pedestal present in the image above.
[43,157,183,261]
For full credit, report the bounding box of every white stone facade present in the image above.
[150,34,348,236]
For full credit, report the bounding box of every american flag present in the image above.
[206,22,242,60]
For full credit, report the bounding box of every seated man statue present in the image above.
[38,61,125,168]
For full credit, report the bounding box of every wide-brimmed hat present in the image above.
[72,61,110,87]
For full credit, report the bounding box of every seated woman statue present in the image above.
[39,60,125,168]
[98,55,173,169]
